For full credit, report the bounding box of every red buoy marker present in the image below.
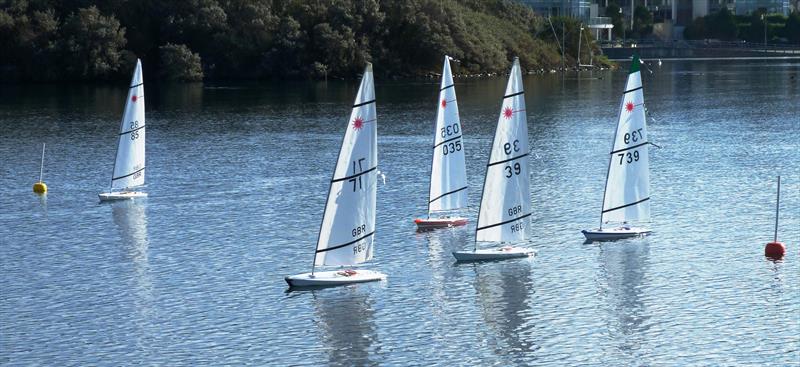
[765,176,786,260]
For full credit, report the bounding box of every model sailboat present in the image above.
[286,63,386,287]
[415,55,468,230]
[453,58,535,261]
[99,59,147,202]
[583,55,652,240]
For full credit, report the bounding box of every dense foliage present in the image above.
[684,9,800,44]
[0,0,604,82]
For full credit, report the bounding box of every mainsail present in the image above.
[475,58,531,243]
[111,59,146,190]
[600,55,650,225]
[428,55,468,214]
[314,64,378,267]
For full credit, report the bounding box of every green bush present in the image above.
[158,43,204,81]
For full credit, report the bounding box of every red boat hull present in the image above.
[414,217,468,229]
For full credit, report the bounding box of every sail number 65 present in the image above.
[129,121,141,140]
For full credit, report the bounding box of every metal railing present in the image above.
[598,39,800,54]
[588,16,612,26]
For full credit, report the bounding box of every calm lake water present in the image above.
[1,59,799,366]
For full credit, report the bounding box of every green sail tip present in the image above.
[630,54,641,73]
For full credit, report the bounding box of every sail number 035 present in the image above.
[441,123,462,156]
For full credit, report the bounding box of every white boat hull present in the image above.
[582,226,650,241]
[452,246,535,262]
[285,269,386,288]
[414,216,468,230]
[98,191,147,202]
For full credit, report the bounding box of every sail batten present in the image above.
[600,55,651,224]
[314,64,378,268]
[427,56,468,214]
[475,58,532,243]
[111,59,146,191]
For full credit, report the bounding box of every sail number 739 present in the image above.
[617,150,640,165]
[624,128,644,145]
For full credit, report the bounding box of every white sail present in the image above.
[475,58,531,243]
[601,56,650,224]
[111,59,146,190]
[314,64,378,267]
[428,55,468,214]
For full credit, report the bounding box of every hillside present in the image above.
[0,0,607,82]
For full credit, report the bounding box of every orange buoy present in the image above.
[764,176,786,260]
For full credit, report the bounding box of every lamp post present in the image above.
[762,14,767,47]
[620,7,625,43]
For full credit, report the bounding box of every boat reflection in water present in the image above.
[312,288,379,366]
[598,241,651,362]
[472,261,538,364]
[111,200,154,341]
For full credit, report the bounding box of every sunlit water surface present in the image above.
[1,59,799,366]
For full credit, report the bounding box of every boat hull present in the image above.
[452,247,535,262]
[98,191,147,202]
[414,217,467,229]
[285,269,386,288]
[582,226,651,241]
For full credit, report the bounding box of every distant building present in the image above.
[519,0,789,42]
[734,0,790,14]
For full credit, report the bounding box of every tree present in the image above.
[786,11,800,44]
[159,43,203,81]
[60,6,126,80]
[708,8,737,40]
[684,16,706,40]
[606,3,625,38]
[632,5,653,38]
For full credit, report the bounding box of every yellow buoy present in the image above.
[33,181,47,194]
[33,143,48,195]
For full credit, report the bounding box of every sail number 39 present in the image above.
[503,139,522,178]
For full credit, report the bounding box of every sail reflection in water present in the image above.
[111,201,155,338]
[312,288,379,366]
[598,242,651,360]
[472,262,538,362]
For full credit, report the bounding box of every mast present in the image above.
[426,58,442,218]
[39,143,45,183]
[774,175,780,243]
